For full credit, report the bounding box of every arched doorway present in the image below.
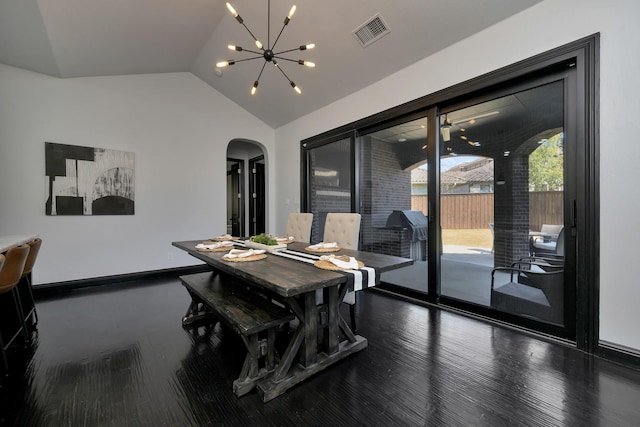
[227,139,267,237]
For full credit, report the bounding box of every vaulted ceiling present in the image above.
[0,0,542,128]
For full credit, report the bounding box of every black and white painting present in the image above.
[45,142,135,215]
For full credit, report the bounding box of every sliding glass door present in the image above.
[302,37,597,344]
[358,116,430,294]
[439,79,568,328]
[304,134,355,243]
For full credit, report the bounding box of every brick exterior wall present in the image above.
[309,142,352,243]
[359,136,420,258]
[493,155,530,267]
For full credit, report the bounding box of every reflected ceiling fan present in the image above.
[440,111,499,146]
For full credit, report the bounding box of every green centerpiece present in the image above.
[251,233,278,245]
[245,233,288,252]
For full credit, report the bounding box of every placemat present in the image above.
[276,239,294,244]
[305,246,341,253]
[314,259,364,271]
[196,245,232,252]
[222,253,267,262]
[210,235,238,241]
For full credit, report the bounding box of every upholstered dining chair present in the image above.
[323,213,361,250]
[0,244,30,375]
[285,213,313,242]
[322,213,362,332]
[18,238,42,329]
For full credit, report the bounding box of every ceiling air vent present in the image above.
[353,13,390,48]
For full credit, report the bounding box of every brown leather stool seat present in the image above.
[0,244,30,376]
[18,238,42,329]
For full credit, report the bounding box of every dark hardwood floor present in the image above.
[2,276,640,426]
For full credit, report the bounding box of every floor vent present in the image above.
[353,13,390,48]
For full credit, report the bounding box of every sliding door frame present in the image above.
[435,68,578,340]
[301,35,599,352]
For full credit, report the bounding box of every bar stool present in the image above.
[18,238,42,329]
[0,244,30,376]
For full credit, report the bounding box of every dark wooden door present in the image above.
[227,161,244,237]
[249,159,266,235]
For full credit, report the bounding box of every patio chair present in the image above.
[530,226,565,257]
[491,264,564,325]
[514,254,564,272]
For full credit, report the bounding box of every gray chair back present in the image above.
[285,213,313,242]
[323,213,361,250]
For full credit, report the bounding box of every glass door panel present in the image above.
[439,80,566,326]
[359,117,429,294]
[307,137,353,243]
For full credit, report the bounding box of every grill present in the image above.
[386,210,428,260]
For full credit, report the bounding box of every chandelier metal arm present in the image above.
[233,47,263,55]
[271,22,288,52]
[255,61,268,83]
[240,23,263,50]
[274,46,305,55]
[233,56,264,64]
[273,56,307,64]
[273,60,292,82]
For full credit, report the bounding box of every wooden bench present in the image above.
[179,271,294,397]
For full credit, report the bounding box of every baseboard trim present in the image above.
[599,341,640,371]
[33,264,211,298]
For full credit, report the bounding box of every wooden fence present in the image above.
[411,191,563,230]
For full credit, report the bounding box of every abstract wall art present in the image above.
[45,142,135,215]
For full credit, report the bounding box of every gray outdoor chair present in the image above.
[530,226,564,257]
[491,264,564,325]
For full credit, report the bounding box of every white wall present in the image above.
[274,0,640,351]
[0,66,275,283]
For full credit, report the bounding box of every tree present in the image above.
[529,133,563,191]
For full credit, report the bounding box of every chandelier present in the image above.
[216,1,315,95]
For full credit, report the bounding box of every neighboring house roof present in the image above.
[446,158,494,183]
[411,158,494,185]
[411,168,428,184]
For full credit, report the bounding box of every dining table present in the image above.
[172,239,413,401]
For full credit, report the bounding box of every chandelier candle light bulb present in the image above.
[226,2,237,16]
[216,60,235,67]
[286,5,296,22]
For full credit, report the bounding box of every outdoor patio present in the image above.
[381,243,500,306]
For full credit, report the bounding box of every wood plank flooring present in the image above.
[2,276,640,426]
